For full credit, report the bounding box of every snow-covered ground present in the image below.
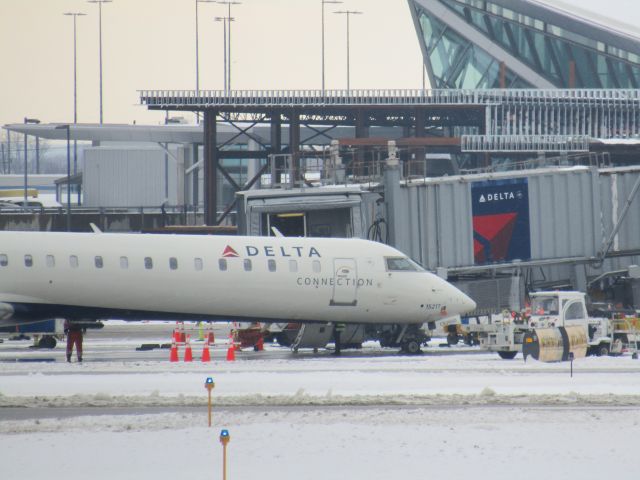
[1,324,639,480]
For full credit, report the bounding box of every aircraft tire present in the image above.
[497,351,518,360]
[402,340,422,355]
[597,344,610,357]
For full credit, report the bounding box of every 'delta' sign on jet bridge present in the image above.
[471,178,531,264]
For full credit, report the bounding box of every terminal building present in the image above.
[3,0,640,310]
[409,0,640,89]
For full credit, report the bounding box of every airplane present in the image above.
[0,231,476,352]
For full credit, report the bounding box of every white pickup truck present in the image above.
[467,291,638,359]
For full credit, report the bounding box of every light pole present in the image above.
[55,125,72,232]
[217,1,241,92]
[215,16,234,94]
[334,9,363,93]
[23,118,40,208]
[321,1,342,96]
[195,0,216,114]
[64,12,86,174]
[87,0,112,124]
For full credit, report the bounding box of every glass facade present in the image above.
[413,0,640,88]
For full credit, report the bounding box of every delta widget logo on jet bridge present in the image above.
[471,179,531,265]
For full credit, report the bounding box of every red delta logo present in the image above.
[222,245,239,258]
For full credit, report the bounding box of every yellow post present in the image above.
[205,377,215,427]
[219,429,230,480]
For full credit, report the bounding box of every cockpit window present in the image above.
[385,257,423,272]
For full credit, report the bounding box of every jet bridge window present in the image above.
[169,257,178,270]
[385,257,421,272]
[46,255,55,268]
[144,257,153,270]
[0,254,8,267]
[268,259,277,272]
[70,255,79,268]
[24,255,33,267]
[244,259,252,272]
[95,256,104,269]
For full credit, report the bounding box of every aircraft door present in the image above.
[331,258,358,306]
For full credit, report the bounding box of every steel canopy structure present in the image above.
[139,87,640,225]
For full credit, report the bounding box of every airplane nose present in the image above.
[461,293,477,313]
[447,284,476,314]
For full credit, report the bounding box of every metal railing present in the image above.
[139,88,640,108]
[461,135,590,152]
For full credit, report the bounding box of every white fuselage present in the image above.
[0,232,475,325]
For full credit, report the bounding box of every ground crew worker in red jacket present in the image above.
[64,320,83,363]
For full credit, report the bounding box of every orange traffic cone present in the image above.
[202,339,211,363]
[226,342,236,362]
[173,322,181,342]
[208,331,215,344]
[179,322,186,343]
[184,335,193,362]
[170,340,179,362]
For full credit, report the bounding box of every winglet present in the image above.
[271,227,284,237]
[89,223,102,234]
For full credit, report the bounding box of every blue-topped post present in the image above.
[205,377,215,427]
[219,429,230,480]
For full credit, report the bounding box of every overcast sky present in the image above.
[1,0,640,127]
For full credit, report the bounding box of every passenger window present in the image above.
[218,258,227,271]
[268,259,277,272]
[46,255,55,268]
[70,255,79,268]
[194,258,203,271]
[0,254,7,267]
[169,257,178,270]
[120,256,129,269]
[385,257,419,272]
[144,257,153,270]
[95,256,104,269]
[24,255,33,267]
[312,260,321,273]
[289,259,298,273]
[244,259,252,272]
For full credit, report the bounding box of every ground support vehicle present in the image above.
[467,291,638,360]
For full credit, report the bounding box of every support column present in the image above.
[289,110,300,187]
[203,110,218,226]
[355,109,369,164]
[384,141,402,248]
[415,108,426,137]
[270,113,282,154]
[271,113,282,182]
[192,143,200,207]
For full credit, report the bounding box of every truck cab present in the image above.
[529,291,589,328]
